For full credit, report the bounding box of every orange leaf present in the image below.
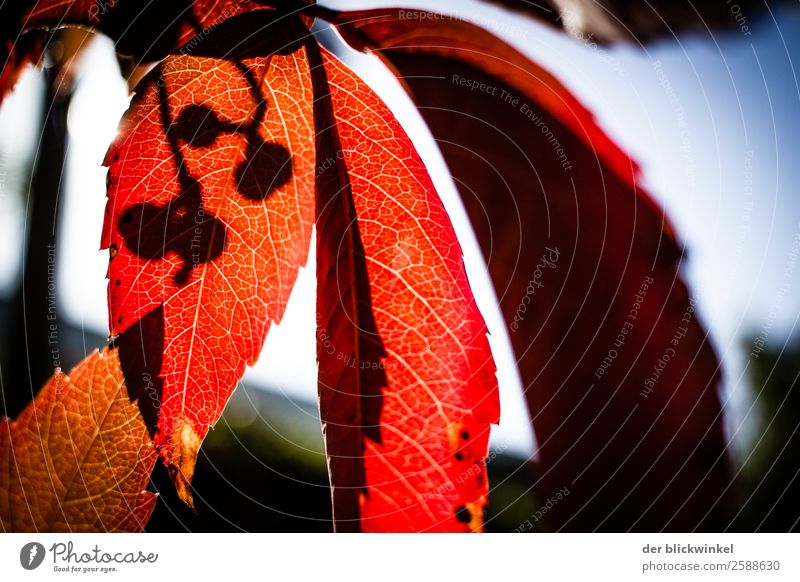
[0,348,156,532]
[329,9,730,531]
[312,44,500,532]
[102,18,315,506]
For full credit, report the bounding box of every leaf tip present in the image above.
[168,417,201,511]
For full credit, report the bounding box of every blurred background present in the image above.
[1,0,799,531]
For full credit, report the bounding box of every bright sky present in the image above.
[1,1,798,460]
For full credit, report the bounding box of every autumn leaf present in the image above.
[0,348,156,532]
[102,16,315,506]
[311,42,500,532]
[0,0,740,533]
[328,8,730,531]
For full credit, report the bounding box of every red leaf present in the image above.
[312,44,500,532]
[102,20,315,505]
[0,348,156,532]
[329,9,730,531]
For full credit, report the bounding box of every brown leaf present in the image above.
[0,348,157,532]
[329,8,731,531]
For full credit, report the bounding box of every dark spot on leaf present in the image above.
[118,175,225,286]
[461,430,470,440]
[455,451,464,461]
[117,317,123,324]
[115,280,121,286]
[235,139,292,200]
[109,243,118,259]
[171,104,234,148]
[169,76,292,204]
[455,505,471,524]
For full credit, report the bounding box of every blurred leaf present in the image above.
[328,8,730,531]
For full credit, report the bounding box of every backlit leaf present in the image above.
[102,18,315,506]
[312,43,500,532]
[0,348,156,532]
